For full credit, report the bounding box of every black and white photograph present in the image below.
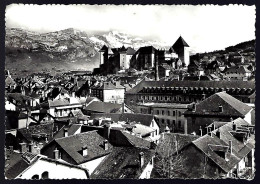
[4,4,256,179]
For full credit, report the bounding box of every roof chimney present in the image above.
[208,127,212,136]
[139,152,144,168]
[216,129,221,139]
[28,142,34,153]
[19,142,27,153]
[229,140,233,154]
[104,123,111,139]
[233,122,237,131]
[53,148,59,160]
[64,128,68,137]
[103,140,109,151]
[38,142,44,150]
[82,146,88,156]
[199,126,203,136]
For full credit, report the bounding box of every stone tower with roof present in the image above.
[99,45,108,66]
[170,36,190,67]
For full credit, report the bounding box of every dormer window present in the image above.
[79,146,88,157]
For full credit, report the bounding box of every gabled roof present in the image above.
[172,36,189,50]
[53,124,82,139]
[5,151,89,179]
[192,118,254,173]
[53,131,113,164]
[91,147,155,179]
[185,92,252,117]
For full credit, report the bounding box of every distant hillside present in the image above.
[191,39,255,61]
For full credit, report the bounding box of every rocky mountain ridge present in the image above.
[5,28,169,75]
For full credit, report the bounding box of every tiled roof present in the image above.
[184,92,252,117]
[5,152,31,179]
[90,113,155,127]
[17,122,54,143]
[126,80,255,94]
[121,131,153,149]
[91,147,155,179]
[192,118,255,173]
[54,131,113,164]
[85,101,122,113]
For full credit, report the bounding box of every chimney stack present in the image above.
[216,129,221,139]
[233,122,237,131]
[19,142,27,153]
[103,140,109,150]
[82,146,88,156]
[202,93,206,100]
[104,123,111,139]
[28,142,34,153]
[139,152,144,168]
[33,145,40,154]
[64,128,68,137]
[208,127,211,135]
[38,142,44,150]
[199,126,203,136]
[229,140,233,154]
[53,148,59,160]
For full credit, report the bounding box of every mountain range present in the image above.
[5,28,255,76]
[5,28,168,76]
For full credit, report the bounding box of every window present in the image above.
[172,111,176,116]
[156,110,160,115]
[162,110,164,115]
[167,111,171,116]
[32,175,39,179]
[173,120,176,126]
[161,119,165,124]
[42,171,49,179]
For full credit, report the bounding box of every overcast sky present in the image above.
[6,4,255,53]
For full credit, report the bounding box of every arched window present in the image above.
[31,174,39,179]
[42,171,49,179]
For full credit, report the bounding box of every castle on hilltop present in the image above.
[93,36,190,76]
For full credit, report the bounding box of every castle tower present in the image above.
[99,45,108,66]
[170,36,190,67]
